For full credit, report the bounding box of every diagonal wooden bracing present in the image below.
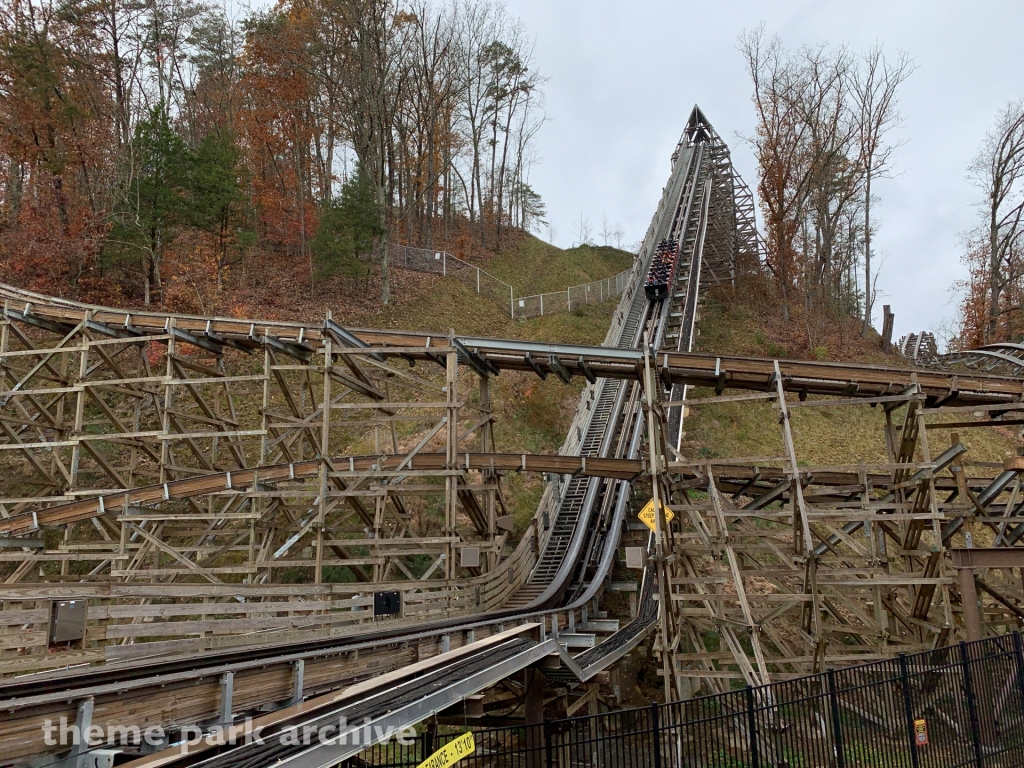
[0,306,569,672]
[5,289,1024,687]
[7,108,1024,768]
[649,379,1024,691]
[4,106,1024,703]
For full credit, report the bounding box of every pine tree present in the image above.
[108,103,189,304]
[187,129,249,289]
[312,163,383,281]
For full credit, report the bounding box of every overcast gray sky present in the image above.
[504,0,1024,345]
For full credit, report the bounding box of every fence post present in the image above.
[540,294,544,316]
[745,686,760,768]
[510,286,514,319]
[544,719,553,768]
[898,654,921,768]
[650,702,662,768]
[827,670,845,768]
[959,641,985,768]
[476,268,480,293]
[1013,631,1024,714]
[567,288,571,312]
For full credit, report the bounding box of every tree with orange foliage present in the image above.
[0,0,548,309]
[0,0,114,295]
[236,8,317,271]
[740,26,913,336]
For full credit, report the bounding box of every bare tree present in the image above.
[451,1,544,249]
[792,41,859,315]
[573,212,591,246]
[852,43,915,336]
[969,99,1024,341]
[402,0,459,247]
[454,0,499,242]
[599,211,612,245]
[92,0,148,148]
[740,27,912,334]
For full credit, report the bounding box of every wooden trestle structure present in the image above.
[3,105,1024,766]
[650,375,1024,697]
[4,277,1024,682]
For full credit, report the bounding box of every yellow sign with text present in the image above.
[417,732,476,768]
[638,498,674,533]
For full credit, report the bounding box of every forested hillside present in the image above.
[0,0,546,309]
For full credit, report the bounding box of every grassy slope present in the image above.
[482,239,634,296]
[350,236,635,531]
[683,290,1020,468]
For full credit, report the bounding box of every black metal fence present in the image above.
[350,632,1024,767]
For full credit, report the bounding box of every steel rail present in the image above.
[556,145,707,665]
[121,636,564,768]
[110,626,565,768]
[570,137,714,677]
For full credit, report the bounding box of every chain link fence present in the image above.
[513,269,632,319]
[386,245,632,320]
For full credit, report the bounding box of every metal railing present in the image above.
[386,245,633,320]
[349,632,1024,767]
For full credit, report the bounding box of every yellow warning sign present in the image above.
[417,732,476,768]
[638,498,674,533]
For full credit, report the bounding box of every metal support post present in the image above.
[71,697,94,768]
[898,655,920,768]
[291,659,305,705]
[745,687,760,768]
[651,702,663,768]
[959,642,984,768]
[827,671,845,768]
[219,671,234,726]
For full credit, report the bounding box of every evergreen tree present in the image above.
[108,103,189,304]
[312,163,383,280]
[187,129,249,289]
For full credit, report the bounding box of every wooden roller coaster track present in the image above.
[4,106,1024,767]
